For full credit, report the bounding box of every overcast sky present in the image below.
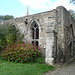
[0,0,75,18]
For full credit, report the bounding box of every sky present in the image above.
[0,0,75,18]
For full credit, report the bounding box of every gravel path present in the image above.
[42,61,75,75]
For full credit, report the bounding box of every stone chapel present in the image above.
[0,6,75,65]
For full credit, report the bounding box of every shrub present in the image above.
[0,25,6,46]
[0,24,18,47]
[0,41,41,63]
[4,24,18,44]
[34,57,45,64]
[0,24,24,51]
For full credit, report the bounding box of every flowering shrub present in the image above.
[0,41,41,63]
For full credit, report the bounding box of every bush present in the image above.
[0,41,41,63]
[34,57,45,64]
[4,24,18,44]
[0,24,24,51]
[0,25,6,46]
[0,24,18,47]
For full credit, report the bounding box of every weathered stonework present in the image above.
[0,6,75,65]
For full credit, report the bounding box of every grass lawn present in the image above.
[0,59,54,75]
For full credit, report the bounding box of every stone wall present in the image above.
[62,7,75,62]
[53,6,75,63]
[0,9,57,65]
[53,6,65,63]
[0,6,75,65]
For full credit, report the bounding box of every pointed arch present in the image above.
[28,19,40,47]
[69,24,74,37]
[28,19,40,28]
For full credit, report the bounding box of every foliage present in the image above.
[0,24,19,49]
[0,25,6,46]
[52,30,57,34]
[0,15,14,20]
[70,0,75,4]
[0,41,41,63]
[0,59,54,75]
[5,24,18,44]
[69,10,75,19]
[34,57,45,64]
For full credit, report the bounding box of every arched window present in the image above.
[70,24,74,38]
[12,25,16,30]
[31,21,39,47]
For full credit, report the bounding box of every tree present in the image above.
[0,15,14,20]
[70,0,75,3]
[0,24,24,51]
[4,15,14,20]
[0,24,18,51]
[69,10,75,19]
